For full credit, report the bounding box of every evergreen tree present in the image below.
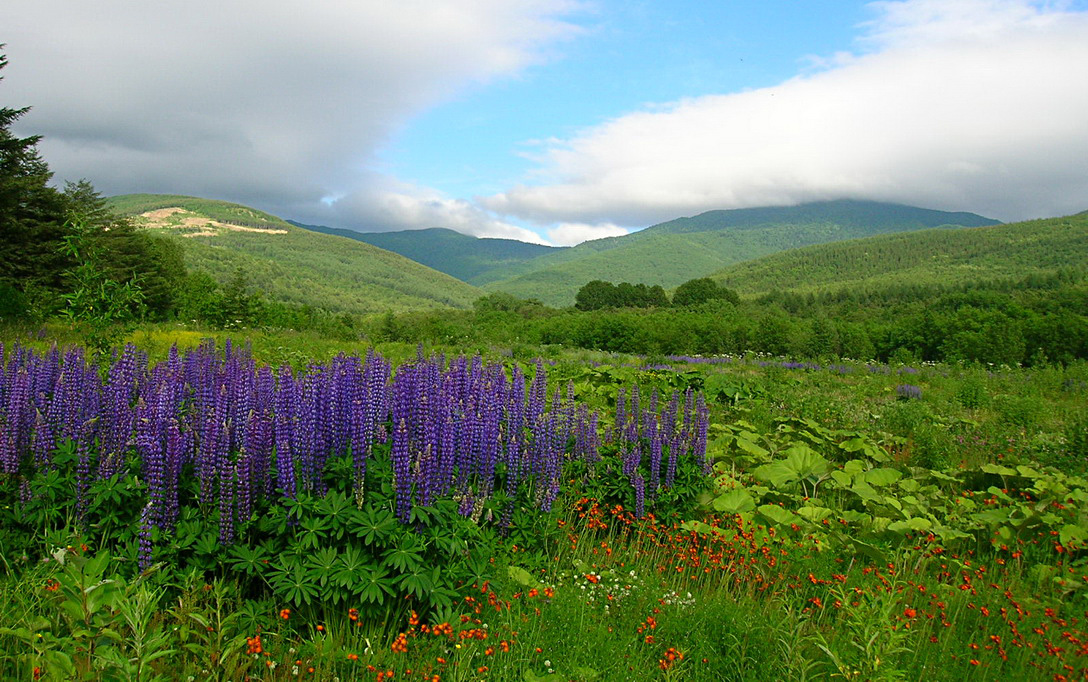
[0,48,71,295]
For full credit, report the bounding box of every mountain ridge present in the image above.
[107,194,482,314]
[481,200,1000,306]
[287,222,561,285]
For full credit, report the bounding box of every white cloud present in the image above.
[317,176,550,243]
[546,221,629,246]
[5,0,579,225]
[485,0,1088,225]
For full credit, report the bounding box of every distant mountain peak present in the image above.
[288,221,561,286]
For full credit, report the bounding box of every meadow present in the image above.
[1,323,1086,681]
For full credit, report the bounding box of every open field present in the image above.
[1,323,1086,680]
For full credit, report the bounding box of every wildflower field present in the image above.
[1,328,1087,680]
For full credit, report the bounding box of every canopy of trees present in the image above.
[0,49,184,321]
[575,280,669,310]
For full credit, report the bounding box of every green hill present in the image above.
[708,212,1088,295]
[482,200,999,306]
[288,222,560,285]
[107,194,481,314]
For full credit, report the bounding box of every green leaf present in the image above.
[757,504,797,526]
[796,506,833,524]
[860,468,903,487]
[734,436,769,458]
[887,517,933,534]
[1060,524,1088,547]
[850,539,887,565]
[712,489,757,514]
[830,470,853,488]
[350,506,398,547]
[507,566,539,588]
[981,463,1017,477]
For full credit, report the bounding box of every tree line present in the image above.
[574,277,740,310]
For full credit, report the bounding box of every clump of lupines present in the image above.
[609,384,711,506]
[896,383,923,400]
[0,341,715,564]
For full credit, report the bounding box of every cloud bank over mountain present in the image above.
[7,0,1088,243]
[485,0,1088,228]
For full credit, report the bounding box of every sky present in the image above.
[5,0,1088,246]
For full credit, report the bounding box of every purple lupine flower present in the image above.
[31,412,54,472]
[391,417,412,522]
[632,472,646,518]
[75,440,93,526]
[218,460,235,545]
[138,503,154,572]
[613,387,626,446]
[694,393,710,475]
[163,421,185,528]
[896,384,923,400]
[627,384,640,443]
[649,421,662,496]
[274,365,297,499]
[3,368,31,474]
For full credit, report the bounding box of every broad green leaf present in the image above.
[981,463,1017,477]
[840,510,872,525]
[843,460,867,476]
[735,436,769,458]
[712,489,757,514]
[972,509,1013,525]
[897,479,920,493]
[757,504,797,526]
[839,437,869,453]
[753,462,796,489]
[681,520,721,536]
[887,517,933,533]
[860,468,903,487]
[933,525,972,542]
[848,482,883,505]
[1016,465,1044,478]
[830,470,853,488]
[924,469,962,483]
[507,566,539,588]
[796,506,833,524]
[1060,524,1088,547]
[850,539,887,565]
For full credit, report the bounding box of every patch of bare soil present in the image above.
[137,207,288,236]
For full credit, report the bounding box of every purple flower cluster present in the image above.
[895,383,923,400]
[609,385,710,512]
[1,341,713,564]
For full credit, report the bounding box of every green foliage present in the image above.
[574,280,669,310]
[108,194,482,315]
[292,223,561,286]
[712,213,1088,296]
[483,200,996,306]
[59,216,147,353]
[672,277,739,307]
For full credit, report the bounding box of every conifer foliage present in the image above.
[0,47,184,322]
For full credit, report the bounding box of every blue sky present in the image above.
[382,2,870,200]
[7,0,1088,244]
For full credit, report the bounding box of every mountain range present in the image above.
[111,194,1088,315]
[107,194,481,314]
[292,200,999,306]
[286,222,559,286]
